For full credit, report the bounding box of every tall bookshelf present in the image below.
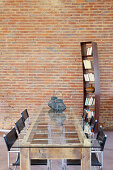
[81,41,100,131]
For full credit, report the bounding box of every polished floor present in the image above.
[0,131,113,170]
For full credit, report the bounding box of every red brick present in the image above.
[0,0,113,130]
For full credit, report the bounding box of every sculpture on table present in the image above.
[48,95,66,112]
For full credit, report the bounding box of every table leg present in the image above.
[20,148,31,170]
[81,148,91,170]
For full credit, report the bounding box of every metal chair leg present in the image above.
[27,117,29,129]
[14,166,17,170]
[14,154,18,170]
[48,160,52,170]
[8,152,10,169]
[62,159,67,170]
[101,151,103,169]
[62,159,64,170]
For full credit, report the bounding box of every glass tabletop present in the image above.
[13,106,100,149]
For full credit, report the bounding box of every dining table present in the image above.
[12,105,100,170]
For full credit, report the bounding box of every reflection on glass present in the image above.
[48,109,66,127]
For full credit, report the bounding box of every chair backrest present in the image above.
[4,127,18,151]
[96,126,107,151]
[21,109,29,122]
[92,120,97,133]
[89,116,97,132]
[84,112,88,122]
[89,116,94,126]
[82,110,85,118]
[15,117,25,134]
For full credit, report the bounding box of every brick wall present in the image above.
[0,0,113,130]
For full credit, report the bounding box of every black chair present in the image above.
[4,127,48,170]
[21,109,29,122]
[91,126,107,169]
[15,117,25,134]
[84,112,88,122]
[21,109,29,127]
[89,116,97,133]
[82,111,88,130]
[96,126,107,151]
[82,110,88,122]
[87,116,97,138]
[3,127,20,170]
[66,126,107,170]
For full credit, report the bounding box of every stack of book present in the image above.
[85,97,95,106]
[84,73,95,81]
[83,60,92,69]
[87,47,92,55]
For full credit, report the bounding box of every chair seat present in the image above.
[12,153,47,166]
[67,153,101,167]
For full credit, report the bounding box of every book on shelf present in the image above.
[88,97,94,105]
[87,47,92,55]
[85,97,95,106]
[92,98,95,105]
[83,60,92,69]
[89,73,95,81]
[84,73,95,82]
[85,98,89,106]
[84,74,89,81]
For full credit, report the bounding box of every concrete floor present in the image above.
[0,131,113,170]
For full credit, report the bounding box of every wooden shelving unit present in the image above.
[81,41,100,131]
